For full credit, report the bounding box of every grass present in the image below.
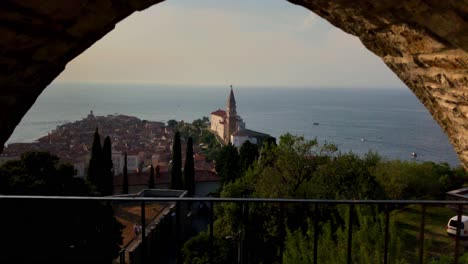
[392,205,463,262]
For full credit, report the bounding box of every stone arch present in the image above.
[0,0,467,168]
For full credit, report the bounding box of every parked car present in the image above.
[446,215,468,237]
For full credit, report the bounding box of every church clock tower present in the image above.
[226,85,237,143]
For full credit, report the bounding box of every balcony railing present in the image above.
[1,195,467,264]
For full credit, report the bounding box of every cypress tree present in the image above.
[122,152,128,194]
[184,137,195,196]
[101,136,114,195]
[88,128,102,187]
[148,164,155,189]
[170,131,183,189]
[155,165,161,178]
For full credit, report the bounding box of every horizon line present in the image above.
[51,80,407,90]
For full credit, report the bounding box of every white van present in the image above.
[446,215,468,237]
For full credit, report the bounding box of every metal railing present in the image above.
[1,195,468,264]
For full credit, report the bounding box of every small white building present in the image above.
[231,129,271,148]
[127,154,140,172]
[72,154,90,178]
[73,161,86,178]
[112,150,124,174]
[112,151,141,175]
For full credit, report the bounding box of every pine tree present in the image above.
[122,152,129,194]
[239,140,259,174]
[148,164,155,189]
[88,128,102,187]
[170,131,183,189]
[101,136,114,195]
[215,143,241,184]
[184,137,195,196]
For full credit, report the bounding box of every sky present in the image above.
[55,0,405,88]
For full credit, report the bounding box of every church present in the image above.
[210,86,271,147]
[210,86,245,143]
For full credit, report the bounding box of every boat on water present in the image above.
[313,122,319,125]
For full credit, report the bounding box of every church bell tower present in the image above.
[226,85,237,143]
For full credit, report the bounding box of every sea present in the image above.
[6,82,461,167]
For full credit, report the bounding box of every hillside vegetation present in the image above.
[182,133,467,264]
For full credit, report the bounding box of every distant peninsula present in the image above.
[0,111,217,180]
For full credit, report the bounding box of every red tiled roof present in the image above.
[211,109,226,118]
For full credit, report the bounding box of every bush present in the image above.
[182,232,234,264]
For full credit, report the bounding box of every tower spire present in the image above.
[226,85,237,143]
[227,85,236,115]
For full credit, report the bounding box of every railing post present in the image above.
[419,204,426,264]
[209,201,214,264]
[141,201,146,264]
[313,203,319,264]
[176,201,181,263]
[237,201,244,264]
[278,203,285,264]
[384,203,390,264]
[347,203,354,264]
[241,201,249,264]
[455,204,463,264]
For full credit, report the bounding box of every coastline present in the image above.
[5,84,461,167]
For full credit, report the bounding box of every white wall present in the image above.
[112,152,123,174]
[111,152,139,174]
[127,155,139,172]
[231,135,257,148]
[73,162,86,178]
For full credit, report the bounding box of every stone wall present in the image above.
[0,0,466,168]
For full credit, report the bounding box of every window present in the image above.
[449,220,464,229]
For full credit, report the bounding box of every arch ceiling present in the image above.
[0,0,467,168]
